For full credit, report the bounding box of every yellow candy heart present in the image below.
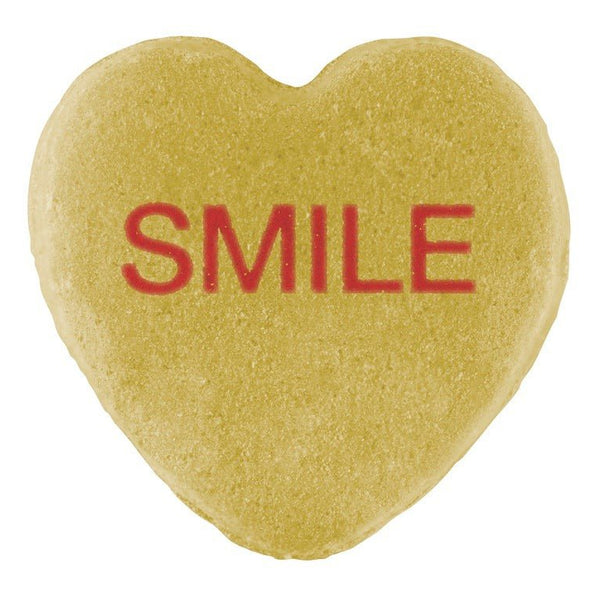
[29,37,568,559]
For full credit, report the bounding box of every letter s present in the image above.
[122,202,193,294]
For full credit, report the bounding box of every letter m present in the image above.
[203,205,295,293]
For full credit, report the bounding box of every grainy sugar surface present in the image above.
[29,37,568,559]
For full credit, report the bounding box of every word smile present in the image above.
[122,203,475,295]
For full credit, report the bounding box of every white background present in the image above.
[1,1,598,598]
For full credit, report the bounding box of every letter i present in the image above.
[311,205,327,292]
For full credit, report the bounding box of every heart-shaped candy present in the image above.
[29,37,568,558]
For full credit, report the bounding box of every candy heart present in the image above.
[29,37,568,559]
